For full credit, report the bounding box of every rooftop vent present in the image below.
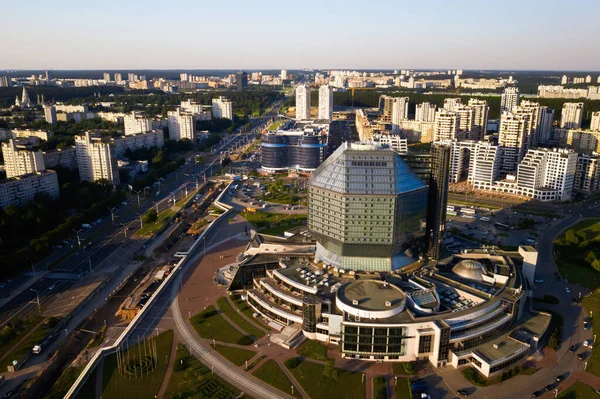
[385,301,392,307]
[352,299,359,305]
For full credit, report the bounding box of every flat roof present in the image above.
[337,280,405,311]
[473,335,528,364]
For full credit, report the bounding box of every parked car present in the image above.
[532,391,543,398]
[583,339,592,347]
[570,345,577,352]
[544,383,557,391]
[578,353,586,360]
[556,374,567,382]
[565,287,571,293]
[457,388,470,396]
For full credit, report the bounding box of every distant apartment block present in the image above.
[415,102,436,122]
[500,87,520,112]
[295,84,311,120]
[167,108,196,141]
[75,132,120,185]
[433,109,460,142]
[43,147,78,170]
[554,129,600,154]
[10,129,54,142]
[467,99,489,140]
[442,98,462,112]
[124,111,153,135]
[0,171,60,208]
[498,111,529,172]
[43,104,57,125]
[371,134,408,154]
[55,103,89,113]
[560,102,584,129]
[516,148,577,201]
[0,75,11,87]
[113,130,164,158]
[575,153,600,194]
[592,111,600,132]
[318,84,333,121]
[211,96,233,120]
[1,138,46,178]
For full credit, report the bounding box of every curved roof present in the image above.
[337,280,405,311]
[310,142,426,195]
[452,260,488,281]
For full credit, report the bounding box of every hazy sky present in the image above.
[2,0,600,71]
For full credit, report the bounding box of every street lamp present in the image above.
[554,388,559,398]
[107,207,116,224]
[73,229,82,248]
[30,289,41,315]
[134,190,142,207]
[585,361,588,371]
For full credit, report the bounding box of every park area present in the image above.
[242,211,307,236]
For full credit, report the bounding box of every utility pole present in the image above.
[89,256,93,272]
[30,289,41,315]
[134,190,141,207]
[73,229,82,248]
[139,214,143,228]
[108,207,116,224]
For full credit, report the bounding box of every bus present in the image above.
[447,211,457,216]
[461,208,476,215]
[494,222,510,230]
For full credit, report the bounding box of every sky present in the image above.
[2,0,600,71]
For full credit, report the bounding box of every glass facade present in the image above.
[302,295,321,333]
[342,325,408,356]
[261,132,326,171]
[418,334,433,354]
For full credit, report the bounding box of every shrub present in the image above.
[237,336,253,346]
[284,357,301,369]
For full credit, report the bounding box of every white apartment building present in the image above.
[318,84,333,121]
[575,153,600,194]
[211,96,233,120]
[181,99,204,114]
[517,148,577,201]
[55,103,89,113]
[415,102,436,122]
[500,87,520,112]
[390,97,409,132]
[442,98,462,112]
[168,108,196,141]
[519,101,554,145]
[75,132,120,185]
[554,129,600,155]
[115,73,122,82]
[113,130,164,158]
[43,147,78,170]
[590,111,600,132]
[0,170,59,208]
[43,104,57,125]
[281,70,287,80]
[560,102,584,129]
[468,142,500,189]
[103,73,111,82]
[296,84,311,120]
[433,110,460,142]
[124,111,153,135]
[371,134,408,154]
[467,99,489,141]
[11,129,54,141]
[1,138,46,178]
[498,112,529,172]
[454,105,475,134]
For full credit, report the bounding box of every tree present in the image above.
[565,229,580,245]
[142,209,158,224]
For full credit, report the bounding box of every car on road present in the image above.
[583,339,592,347]
[556,374,567,382]
[585,323,591,330]
[578,353,586,360]
[457,389,469,396]
[565,287,571,293]
[532,391,543,398]
[584,317,591,324]
[570,345,577,352]
[544,383,557,391]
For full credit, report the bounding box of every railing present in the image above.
[64,182,234,399]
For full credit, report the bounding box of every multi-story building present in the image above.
[296,84,311,120]
[498,112,529,172]
[560,102,584,129]
[237,71,248,91]
[113,130,164,158]
[103,72,111,82]
[555,129,600,154]
[371,134,408,154]
[443,98,462,112]
[261,121,329,172]
[380,96,409,127]
[115,73,122,82]
[43,104,57,125]
[0,171,60,208]
[468,142,501,190]
[454,105,475,135]
[181,99,204,114]
[591,111,600,132]
[55,103,89,113]
[0,75,11,87]
[212,96,233,120]
[467,99,489,141]
[433,110,461,142]
[75,132,120,185]
[10,129,54,142]
[415,102,436,122]
[500,87,519,112]
[575,153,600,194]
[167,108,196,141]
[517,148,577,201]
[124,111,153,135]
[1,138,46,178]
[281,70,288,80]
[426,143,450,260]
[318,85,333,121]
[43,147,78,170]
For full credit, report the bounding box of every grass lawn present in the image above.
[230,295,271,331]
[259,191,302,205]
[0,321,54,368]
[261,221,306,236]
[242,212,306,228]
[557,381,598,398]
[394,378,413,399]
[74,368,97,399]
[213,344,256,367]
[101,330,173,399]
[447,197,502,210]
[296,340,329,361]
[190,306,253,345]
[135,208,176,237]
[44,366,84,399]
[252,359,301,398]
[392,362,418,376]
[267,120,285,131]
[216,297,265,338]
[163,344,240,399]
[286,359,364,399]
[582,291,600,377]
[373,376,387,399]
[246,355,266,371]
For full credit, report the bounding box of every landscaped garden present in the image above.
[285,358,364,399]
[252,359,301,398]
[216,296,264,338]
[190,305,253,345]
[296,339,329,361]
[212,344,256,367]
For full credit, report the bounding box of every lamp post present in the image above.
[585,362,588,371]
[134,190,142,207]
[73,229,82,248]
[139,214,143,228]
[30,289,41,315]
[108,207,116,224]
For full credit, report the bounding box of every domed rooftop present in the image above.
[309,142,426,195]
[452,260,488,281]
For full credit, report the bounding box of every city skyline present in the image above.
[2,0,600,70]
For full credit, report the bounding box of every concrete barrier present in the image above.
[64,181,233,399]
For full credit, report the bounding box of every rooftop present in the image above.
[337,280,405,311]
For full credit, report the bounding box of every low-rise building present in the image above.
[0,170,60,208]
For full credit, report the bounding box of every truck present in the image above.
[82,223,92,229]
[246,207,257,213]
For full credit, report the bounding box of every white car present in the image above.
[584,339,592,347]
[565,287,571,293]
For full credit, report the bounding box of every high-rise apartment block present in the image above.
[296,84,311,120]
[103,72,111,81]
[181,99,203,114]
[124,111,153,135]
[426,143,450,261]
[0,75,11,87]
[115,73,122,82]
[43,104,57,125]
[500,87,520,112]
[519,101,554,145]
[467,99,489,140]
[43,147,78,170]
[1,138,46,178]
[433,110,460,141]
[517,148,577,201]
[0,170,59,208]
[575,153,600,194]
[167,109,196,141]
[211,96,233,120]
[498,111,529,172]
[454,105,475,134]
[592,112,600,132]
[442,98,462,112]
[415,102,436,122]
[281,70,287,80]
[468,142,500,190]
[318,84,333,121]
[75,132,120,185]
[560,102,584,129]
[236,71,248,91]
